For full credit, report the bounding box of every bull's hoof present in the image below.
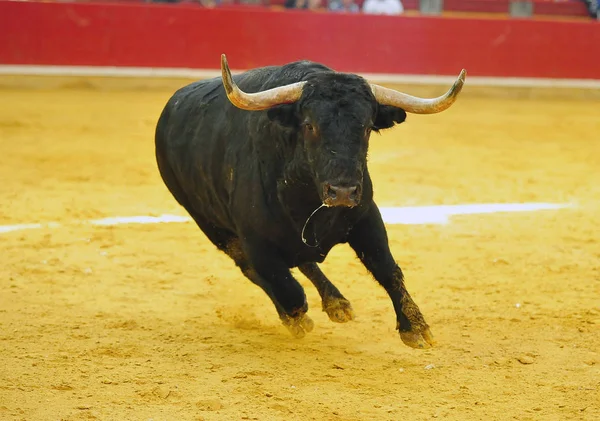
[399,327,435,349]
[323,297,355,323]
[282,313,314,339]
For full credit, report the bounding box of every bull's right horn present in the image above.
[370,69,467,114]
[221,54,306,111]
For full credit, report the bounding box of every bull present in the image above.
[155,54,466,349]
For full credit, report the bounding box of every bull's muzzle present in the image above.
[322,183,361,208]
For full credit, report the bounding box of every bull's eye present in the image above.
[303,122,316,135]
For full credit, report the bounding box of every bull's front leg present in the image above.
[348,204,435,349]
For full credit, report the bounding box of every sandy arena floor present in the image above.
[0,83,599,421]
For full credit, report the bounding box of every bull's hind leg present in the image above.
[243,267,314,339]
[154,159,311,336]
[156,164,314,338]
[184,218,314,338]
[224,238,314,338]
[298,263,355,323]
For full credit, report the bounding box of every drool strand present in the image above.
[301,203,327,248]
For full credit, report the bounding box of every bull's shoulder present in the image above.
[166,60,334,99]
[233,61,334,91]
[168,77,223,106]
[279,60,333,75]
[162,60,336,111]
[261,61,334,87]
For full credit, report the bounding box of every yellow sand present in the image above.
[0,84,599,421]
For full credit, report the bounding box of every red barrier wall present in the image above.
[1,1,599,79]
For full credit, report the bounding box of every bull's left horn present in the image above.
[370,69,467,114]
[221,54,306,111]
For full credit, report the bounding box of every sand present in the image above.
[1,85,599,421]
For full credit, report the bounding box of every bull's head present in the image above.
[220,54,466,208]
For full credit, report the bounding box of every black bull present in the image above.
[154,55,466,349]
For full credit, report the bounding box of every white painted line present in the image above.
[1,65,599,89]
[379,202,571,224]
[0,202,573,235]
[379,207,450,225]
[89,214,191,226]
[0,222,62,233]
[0,223,45,234]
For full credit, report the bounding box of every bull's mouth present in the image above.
[301,182,362,247]
[322,182,361,208]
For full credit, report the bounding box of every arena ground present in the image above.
[0,80,599,421]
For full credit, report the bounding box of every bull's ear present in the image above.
[267,105,299,128]
[373,105,407,131]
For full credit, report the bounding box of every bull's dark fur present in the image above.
[155,60,433,346]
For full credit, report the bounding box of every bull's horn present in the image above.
[369,69,467,114]
[221,54,306,111]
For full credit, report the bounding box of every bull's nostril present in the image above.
[327,186,337,199]
[325,184,360,205]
